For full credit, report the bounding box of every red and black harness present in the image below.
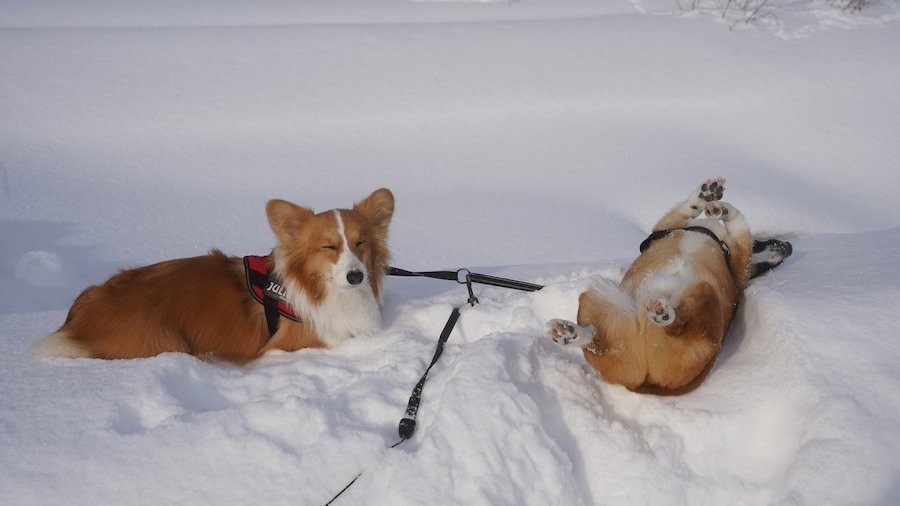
[243,255,300,336]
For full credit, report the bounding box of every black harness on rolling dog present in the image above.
[639,226,730,259]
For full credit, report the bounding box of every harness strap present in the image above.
[243,255,301,338]
[639,226,730,259]
[263,287,280,337]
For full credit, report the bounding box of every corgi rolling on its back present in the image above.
[35,188,395,363]
[548,178,754,395]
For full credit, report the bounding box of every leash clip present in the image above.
[456,269,479,306]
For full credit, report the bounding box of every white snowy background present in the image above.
[2,1,899,504]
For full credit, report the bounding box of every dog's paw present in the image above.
[705,201,735,221]
[699,178,726,202]
[688,178,725,213]
[646,297,675,326]
[547,319,592,347]
[749,238,793,279]
[753,238,793,265]
[548,319,578,344]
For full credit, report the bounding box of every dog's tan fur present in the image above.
[34,189,394,364]
[550,179,752,394]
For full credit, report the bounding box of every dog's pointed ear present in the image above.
[266,199,314,243]
[353,188,394,236]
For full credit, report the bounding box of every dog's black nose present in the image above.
[347,270,364,286]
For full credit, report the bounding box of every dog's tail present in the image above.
[33,330,91,358]
[581,277,636,317]
[578,277,639,345]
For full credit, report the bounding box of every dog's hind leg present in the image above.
[548,319,595,347]
[635,256,694,329]
[548,276,637,351]
[653,178,726,231]
[575,281,649,389]
[645,296,676,326]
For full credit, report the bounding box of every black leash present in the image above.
[387,266,544,294]
[398,297,466,442]
[390,267,541,440]
[322,266,542,505]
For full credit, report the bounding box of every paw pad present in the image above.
[646,298,675,326]
[698,178,725,202]
[548,319,580,345]
[705,201,730,220]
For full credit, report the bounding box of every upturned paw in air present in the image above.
[689,177,725,212]
[547,319,594,346]
[705,201,732,221]
[646,297,675,326]
[698,178,725,202]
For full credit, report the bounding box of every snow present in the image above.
[2,1,900,504]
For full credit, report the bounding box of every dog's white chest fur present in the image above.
[289,281,382,348]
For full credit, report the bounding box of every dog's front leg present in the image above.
[706,201,754,288]
[653,177,726,231]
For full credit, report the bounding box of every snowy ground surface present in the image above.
[2,1,900,505]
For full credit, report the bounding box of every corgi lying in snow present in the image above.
[35,188,395,363]
[548,178,776,395]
